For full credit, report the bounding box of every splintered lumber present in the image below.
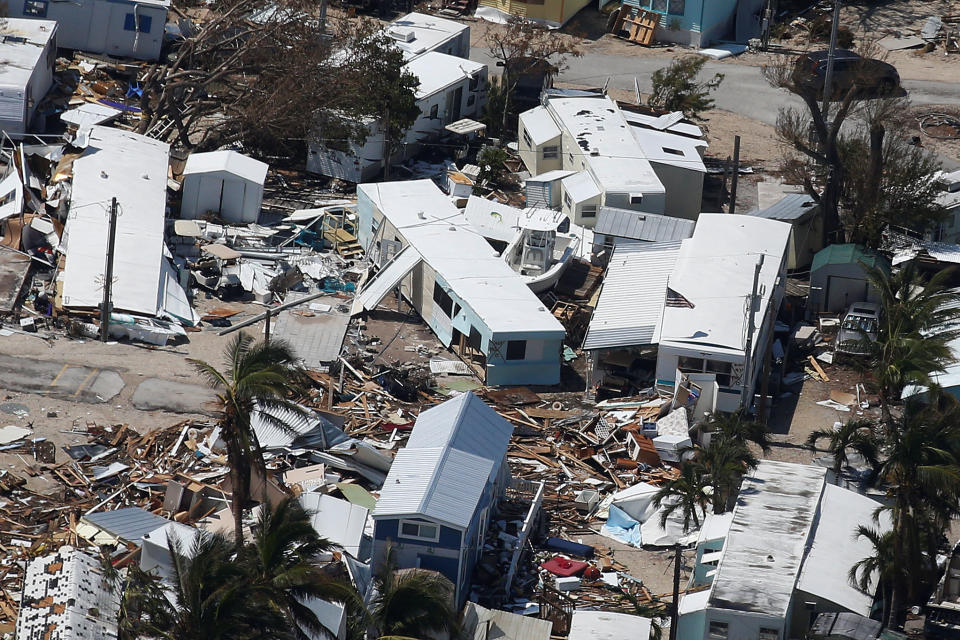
[807,355,829,381]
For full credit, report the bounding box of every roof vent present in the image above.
[590,149,600,156]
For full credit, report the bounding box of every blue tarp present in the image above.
[600,504,643,548]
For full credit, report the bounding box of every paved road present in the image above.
[470,47,960,127]
[0,354,125,404]
[0,354,214,414]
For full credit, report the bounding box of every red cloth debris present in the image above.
[541,556,589,577]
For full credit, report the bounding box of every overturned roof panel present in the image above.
[583,241,681,350]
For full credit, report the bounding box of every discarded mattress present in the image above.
[541,556,589,577]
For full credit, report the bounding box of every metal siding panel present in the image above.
[83,507,170,543]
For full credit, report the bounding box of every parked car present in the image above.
[793,49,901,98]
[835,302,882,356]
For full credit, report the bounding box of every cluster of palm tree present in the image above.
[115,497,458,640]
[108,334,460,639]
[652,263,960,630]
[653,410,770,527]
[810,263,960,629]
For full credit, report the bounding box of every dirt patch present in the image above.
[894,104,960,163]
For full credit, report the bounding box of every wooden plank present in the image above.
[807,355,829,382]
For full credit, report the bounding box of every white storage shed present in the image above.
[181,150,268,224]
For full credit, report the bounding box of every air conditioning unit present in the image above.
[387,28,415,43]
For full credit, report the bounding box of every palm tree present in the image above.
[368,545,459,639]
[849,525,898,627]
[244,496,364,640]
[119,532,282,640]
[864,262,960,424]
[653,461,710,530]
[806,419,880,484]
[696,437,758,514]
[702,410,771,452]
[189,333,308,547]
[874,392,960,628]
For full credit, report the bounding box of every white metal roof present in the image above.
[358,180,564,336]
[387,12,468,60]
[60,103,121,129]
[544,95,664,195]
[299,493,370,559]
[526,169,576,184]
[462,602,552,640]
[937,169,960,210]
[583,241,681,350]
[659,214,791,357]
[707,461,826,617]
[568,610,652,640]
[796,483,891,615]
[631,126,707,172]
[373,446,494,530]
[561,171,602,204]
[183,150,268,184]
[520,106,562,146]
[622,110,704,138]
[405,51,484,99]
[61,126,171,317]
[464,195,567,242]
[0,19,56,91]
[405,392,513,481]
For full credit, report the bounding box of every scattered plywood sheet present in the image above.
[0,425,31,445]
[829,390,857,406]
[878,35,925,50]
[202,243,242,260]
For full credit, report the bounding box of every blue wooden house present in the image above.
[610,0,765,48]
[372,392,514,606]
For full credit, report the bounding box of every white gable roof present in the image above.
[183,150,268,184]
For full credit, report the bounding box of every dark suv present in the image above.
[793,49,901,98]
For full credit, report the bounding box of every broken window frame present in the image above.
[506,340,527,361]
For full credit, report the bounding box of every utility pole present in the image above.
[741,254,765,409]
[669,544,682,640]
[99,197,118,342]
[382,106,392,181]
[820,0,841,117]
[728,135,741,214]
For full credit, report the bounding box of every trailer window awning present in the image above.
[355,245,422,313]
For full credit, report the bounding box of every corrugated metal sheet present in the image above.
[357,245,423,312]
[300,493,370,559]
[373,446,494,530]
[406,392,513,479]
[747,193,819,222]
[81,507,171,543]
[583,241,681,351]
[594,207,695,242]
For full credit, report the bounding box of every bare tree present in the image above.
[485,18,582,138]
[761,44,944,247]
[137,2,417,160]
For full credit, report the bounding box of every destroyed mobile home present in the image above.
[1,2,958,639]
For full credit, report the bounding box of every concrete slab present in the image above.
[130,378,218,415]
[0,354,124,402]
